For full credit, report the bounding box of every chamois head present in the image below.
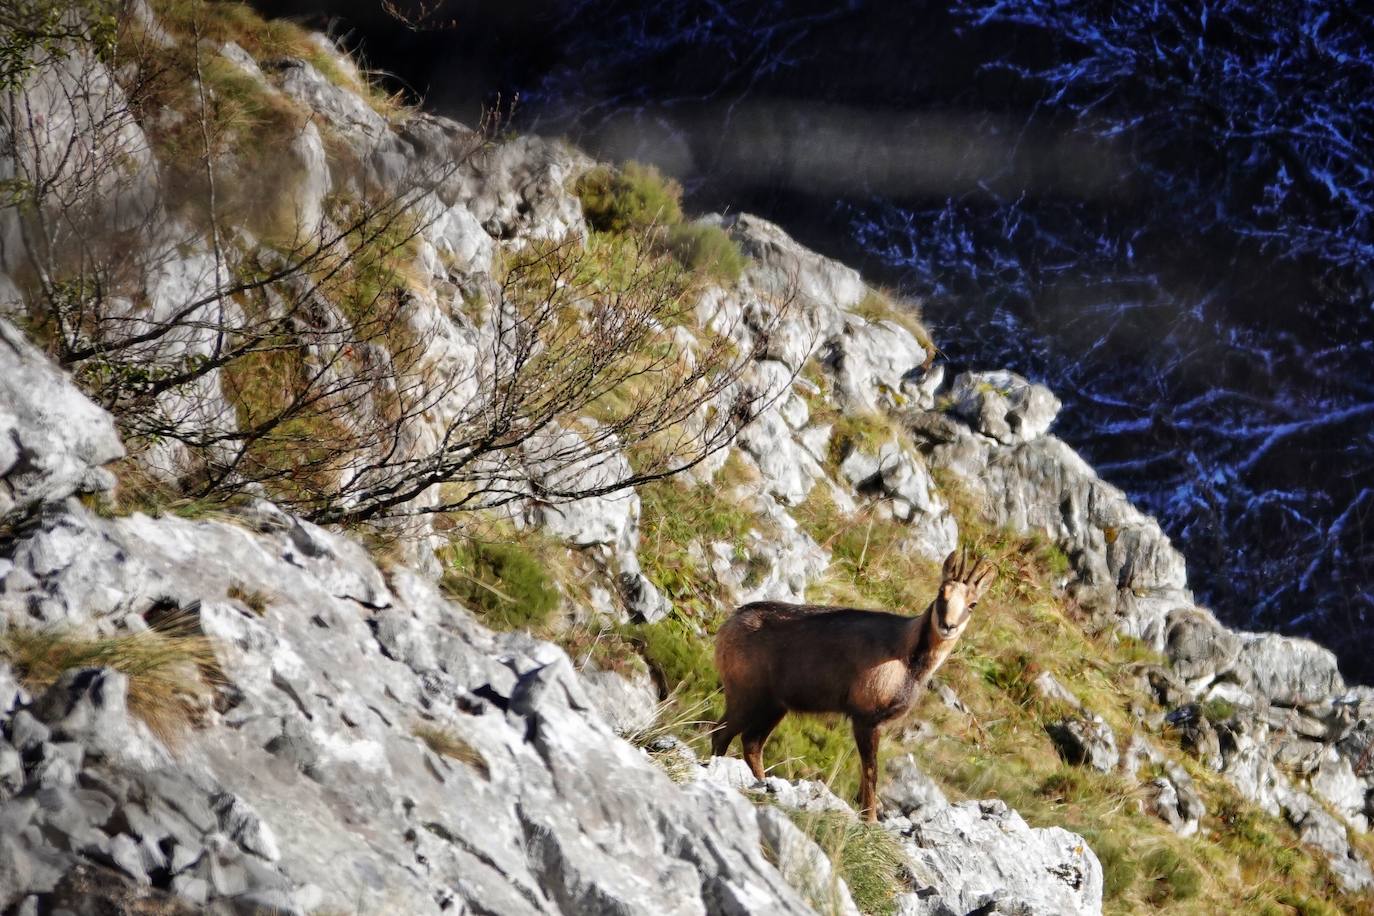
[930,549,997,642]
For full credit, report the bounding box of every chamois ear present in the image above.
[941,548,963,580]
[969,558,998,597]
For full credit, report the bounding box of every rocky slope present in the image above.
[1,3,1372,914]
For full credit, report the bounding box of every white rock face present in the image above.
[880,754,948,818]
[756,806,862,916]
[4,5,1373,908]
[923,420,1191,647]
[948,369,1062,445]
[275,58,389,147]
[0,503,817,915]
[520,422,640,551]
[287,121,332,235]
[895,800,1103,916]
[824,316,927,413]
[3,48,158,270]
[1239,633,1345,707]
[0,319,124,521]
[837,441,957,560]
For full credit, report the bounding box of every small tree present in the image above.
[2,0,787,526]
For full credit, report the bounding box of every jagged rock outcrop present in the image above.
[0,319,125,524]
[893,799,1103,916]
[3,5,1374,912]
[0,500,816,914]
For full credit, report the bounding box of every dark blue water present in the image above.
[267,0,1374,681]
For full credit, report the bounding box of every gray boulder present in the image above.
[896,799,1103,916]
[1238,633,1344,707]
[823,315,927,413]
[0,319,124,522]
[1047,715,1118,774]
[948,370,1061,445]
[756,806,862,916]
[0,500,817,914]
[880,754,948,819]
[1164,606,1241,684]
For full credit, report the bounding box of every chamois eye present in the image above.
[968,601,979,609]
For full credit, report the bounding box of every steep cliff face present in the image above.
[1,4,1372,915]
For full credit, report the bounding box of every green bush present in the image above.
[634,616,719,703]
[441,539,560,630]
[575,162,684,234]
[664,222,746,284]
[1142,847,1202,904]
[575,162,747,284]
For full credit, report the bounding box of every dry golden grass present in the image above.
[412,724,489,778]
[0,614,219,745]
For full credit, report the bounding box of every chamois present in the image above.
[712,548,997,820]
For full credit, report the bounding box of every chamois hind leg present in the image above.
[741,706,786,781]
[711,689,755,758]
[711,710,745,758]
[853,720,882,822]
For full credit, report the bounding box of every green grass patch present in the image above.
[573,162,747,284]
[637,474,766,617]
[439,535,563,632]
[576,162,684,234]
[789,811,908,916]
[664,221,747,285]
[791,486,943,613]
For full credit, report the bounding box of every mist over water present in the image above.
[265,0,1374,681]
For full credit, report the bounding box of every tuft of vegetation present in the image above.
[637,474,763,617]
[439,535,563,632]
[622,690,715,784]
[558,620,647,678]
[823,410,909,475]
[147,0,401,115]
[412,723,489,778]
[851,288,933,354]
[226,583,270,616]
[789,811,909,916]
[792,485,943,614]
[664,222,747,285]
[574,161,747,283]
[1140,846,1202,905]
[0,616,218,745]
[576,163,684,235]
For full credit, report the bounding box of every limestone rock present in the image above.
[4,48,158,266]
[521,422,639,551]
[1047,715,1118,773]
[881,754,948,819]
[0,320,124,522]
[579,667,661,738]
[948,370,1061,446]
[274,58,389,147]
[1238,633,1344,708]
[756,806,862,916]
[0,500,814,914]
[1164,606,1241,684]
[896,799,1103,916]
[1033,671,1083,710]
[823,316,927,413]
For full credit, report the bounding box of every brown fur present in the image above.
[712,548,996,820]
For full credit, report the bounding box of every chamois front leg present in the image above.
[853,720,881,822]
